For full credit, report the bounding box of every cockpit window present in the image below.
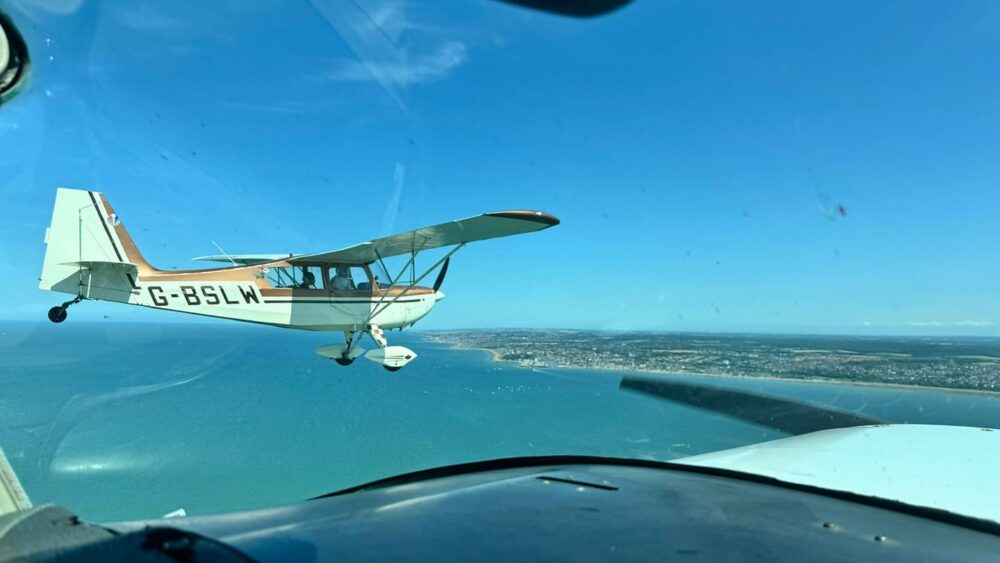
[265,266,324,289]
[299,266,324,290]
[265,267,298,288]
[329,265,369,292]
[369,261,396,288]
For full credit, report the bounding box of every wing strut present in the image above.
[366,243,465,324]
[368,249,420,316]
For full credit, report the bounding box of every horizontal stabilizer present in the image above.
[60,261,138,275]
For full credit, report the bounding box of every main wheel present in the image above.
[383,365,402,372]
[334,357,354,366]
[47,306,67,323]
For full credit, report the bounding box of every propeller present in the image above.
[619,376,884,436]
[433,257,450,292]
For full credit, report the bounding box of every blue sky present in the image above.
[1,0,999,335]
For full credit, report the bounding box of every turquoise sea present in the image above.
[1,322,999,523]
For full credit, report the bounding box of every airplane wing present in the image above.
[289,210,559,265]
[191,254,293,265]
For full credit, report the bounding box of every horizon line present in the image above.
[1,319,998,340]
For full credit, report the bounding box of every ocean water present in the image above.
[1,321,998,523]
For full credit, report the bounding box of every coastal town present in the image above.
[422,329,1000,392]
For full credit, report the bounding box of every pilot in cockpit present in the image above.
[330,266,355,291]
[298,270,316,289]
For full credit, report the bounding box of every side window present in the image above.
[298,266,323,289]
[370,261,391,288]
[265,266,297,288]
[351,267,370,290]
[329,265,370,292]
[265,266,324,289]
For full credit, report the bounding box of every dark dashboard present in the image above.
[3,457,998,562]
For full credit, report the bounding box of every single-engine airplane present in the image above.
[38,188,559,370]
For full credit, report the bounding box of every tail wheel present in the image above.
[47,307,67,323]
[383,365,402,372]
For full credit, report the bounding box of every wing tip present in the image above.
[486,210,561,227]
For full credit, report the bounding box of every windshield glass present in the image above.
[1,0,998,524]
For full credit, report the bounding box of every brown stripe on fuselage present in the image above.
[260,286,435,297]
[374,285,435,297]
[261,288,366,297]
[88,192,124,262]
[100,194,156,274]
[140,267,264,282]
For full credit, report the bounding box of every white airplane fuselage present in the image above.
[117,274,441,332]
[38,188,441,332]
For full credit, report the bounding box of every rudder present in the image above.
[39,188,141,301]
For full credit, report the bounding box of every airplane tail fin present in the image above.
[39,188,154,299]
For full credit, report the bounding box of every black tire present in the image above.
[48,306,67,323]
[383,365,402,372]
[334,357,354,366]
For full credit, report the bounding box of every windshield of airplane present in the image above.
[0,0,998,524]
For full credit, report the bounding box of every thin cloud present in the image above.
[904,321,995,327]
[114,5,190,32]
[310,0,468,109]
[328,41,467,85]
[861,320,995,327]
[367,1,418,42]
[380,162,406,236]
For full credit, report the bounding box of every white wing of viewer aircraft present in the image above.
[38,188,559,370]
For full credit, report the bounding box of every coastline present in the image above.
[433,341,1000,397]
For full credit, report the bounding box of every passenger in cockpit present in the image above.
[330,266,355,291]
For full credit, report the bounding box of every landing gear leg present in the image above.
[47,296,82,324]
[366,324,415,372]
[334,331,357,366]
